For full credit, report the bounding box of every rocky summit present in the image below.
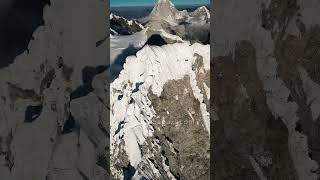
[146,0,210,44]
[149,0,179,25]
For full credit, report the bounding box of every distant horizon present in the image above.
[110,0,210,7]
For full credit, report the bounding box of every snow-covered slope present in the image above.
[110,1,211,179]
[110,29,147,80]
[213,0,320,179]
[189,6,210,19]
[110,29,147,64]
[110,42,210,179]
[149,0,179,25]
[146,0,210,44]
[0,0,109,180]
[110,14,144,35]
[109,13,188,81]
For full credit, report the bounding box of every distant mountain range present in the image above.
[110,0,210,44]
[110,4,210,20]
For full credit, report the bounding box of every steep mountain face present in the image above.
[147,0,210,44]
[109,14,150,82]
[213,0,320,179]
[110,1,211,179]
[189,6,210,18]
[0,0,109,180]
[149,0,179,24]
[110,42,210,179]
[110,14,144,35]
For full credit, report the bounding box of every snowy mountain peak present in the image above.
[199,6,210,16]
[149,0,178,24]
[156,0,175,6]
[190,6,210,18]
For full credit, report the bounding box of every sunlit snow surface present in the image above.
[110,41,210,179]
[110,29,147,64]
[110,1,210,178]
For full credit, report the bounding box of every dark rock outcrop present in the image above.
[110,14,143,35]
[212,0,320,179]
[0,0,50,67]
[147,76,210,180]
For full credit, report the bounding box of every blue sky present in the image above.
[111,0,210,7]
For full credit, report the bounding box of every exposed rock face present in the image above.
[110,2,210,179]
[110,42,210,179]
[213,41,297,179]
[148,0,179,25]
[189,6,210,19]
[213,0,320,179]
[110,14,143,35]
[0,0,109,180]
[146,0,210,44]
[147,76,210,180]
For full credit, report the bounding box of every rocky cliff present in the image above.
[110,14,144,35]
[0,0,109,180]
[146,0,210,44]
[110,41,210,180]
[212,0,320,179]
[110,0,211,179]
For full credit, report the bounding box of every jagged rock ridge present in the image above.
[110,14,144,35]
[212,0,320,179]
[146,0,210,44]
[110,1,211,179]
[110,42,210,179]
[0,0,109,180]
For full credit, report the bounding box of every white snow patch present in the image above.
[203,82,210,100]
[110,29,148,65]
[257,56,319,180]
[299,67,320,121]
[110,42,210,176]
[213,0,319,178]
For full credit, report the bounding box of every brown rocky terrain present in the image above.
[212,0,320,179]
[146,76,210,180]
[110,41,210,179]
